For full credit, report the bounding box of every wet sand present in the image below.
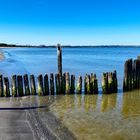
[0,98,34,140]
[0,97,76,140]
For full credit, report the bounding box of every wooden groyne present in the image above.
[123,58,140,91]
[0,72,118,97]
[0,44,119,96]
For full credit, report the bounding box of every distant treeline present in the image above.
[0,43,140,48]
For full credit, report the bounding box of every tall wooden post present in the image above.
[57,44,62,77]
[57,44,62,94]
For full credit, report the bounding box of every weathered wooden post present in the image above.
[57,44,62,94]
[57,44,62,77]
[133,58,140,89]
[30,75,36,95]
[129,59,133,90]
[113,70,118,93]
[102,73,108,94]
[90,74,98,94]
[123,59,133,91]
[12,75,17,97]
[90,73,94,94]
[62,73,66,94]
[0,75,3,97]
[44,74,49,95]
[70,75,75,94]
[37,74,44,96]
[135,58,140,89]
[133,59,137,89]
[84,74,91,94]
[108,72,113,93]
[55,73,61,95]
[4,77,10,97]
[17,75,24,96]
[23,74,30,96]
[66,72,70,94]
[76,76,82,94]
[123,60,129,91]
[94,78,98,94]
[50,73,54,95]
[84,75,87,94]
[137,60,140,88]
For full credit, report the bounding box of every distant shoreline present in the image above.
[0,43,140,48]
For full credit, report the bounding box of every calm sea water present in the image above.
[0,47,140,140]
[0,47,140,89]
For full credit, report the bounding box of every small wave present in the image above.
[2,51,13,59]
[0,49,30,75]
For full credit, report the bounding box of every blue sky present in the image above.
[0,0,140,45]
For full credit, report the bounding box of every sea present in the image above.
[0,47,140,140]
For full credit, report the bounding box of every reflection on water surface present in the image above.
[0,90,140,139]
[20,90,140,140]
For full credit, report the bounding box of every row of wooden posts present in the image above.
[0,71,118,97]
[3,44,140,97]
[123,57,140,91]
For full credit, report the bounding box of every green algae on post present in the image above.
[12,75,17,97]
[30,75,36,95]
[102,73,108,94]
[37,74,44,96]
[4,77,10,97]
[23,74,30,96]
[66,72,70,94]
[90,74,98,94]
[84,74,91,94]
[76,76,82,94]
[108,72,113,93]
